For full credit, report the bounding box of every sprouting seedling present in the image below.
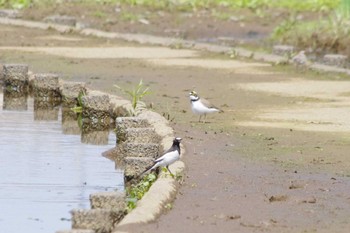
[126,173,157,211]
[114,79,151,116]
[70,90,86,113]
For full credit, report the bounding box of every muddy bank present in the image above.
[1,24,350,232]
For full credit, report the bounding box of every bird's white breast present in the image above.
[157,150,180,167]
[191,100,219,115]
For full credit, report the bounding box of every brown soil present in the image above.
[20,2,278,48]
[1,5,350,232]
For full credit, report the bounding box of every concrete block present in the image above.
[44,15,77,26]
[115,117,150,142]
[81,91,110,125]
[0,9,21,18]
[124,157,154,179]
[122,128,160,144]
[90,192,126,210]
[33,73,61,99]
[116,117,150,129]
[82,91,110,112]
[323,54,348,68]
[109,96,132,118]
[106,142,159,163]
[3,64,28,87]
[117,142,159,158]
[71,209,125,233]
[61,81,86,106]
[272,45,294,57]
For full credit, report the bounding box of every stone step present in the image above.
[3,64,29,89]
[124,157,154,180]
[119,128,160,144]
[71,209,126,233]
[90,191,126,210]
[272,45,295,57]
[115,117,150,141]
[81,91,111,125]
[116,142,160,158]
[323,54,348,68]
[60,81,87,106]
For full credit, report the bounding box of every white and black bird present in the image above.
[189,91,222,122]
[140,137,182,176]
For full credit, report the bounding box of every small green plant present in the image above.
[92,10,107,18]
[0,0,31,9]
[164,203,173,210]
[70,90,86,114]
[338,0,350,18]
[114,79,151,116]
[126,173,157,211]
[271,14,298,40]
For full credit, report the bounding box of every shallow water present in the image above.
[0,87,123,233]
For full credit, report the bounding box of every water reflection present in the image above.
[0,86,123,233]
[61,107,81,135]
[81,127,110,145]
[34,97,60,121]
[3,88,28,111]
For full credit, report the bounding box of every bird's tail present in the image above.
[137,162,156,179]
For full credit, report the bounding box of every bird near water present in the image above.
[140,137,182,176]
[189,91,223,122]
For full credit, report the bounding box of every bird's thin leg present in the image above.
[204,114,207,123]
[198,115,201,122]
[166,166,174,177]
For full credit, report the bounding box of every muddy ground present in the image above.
[1,11,350,233]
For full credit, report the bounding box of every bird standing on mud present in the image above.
[291,50,309,70]
[189,91,222,122]
[140,137,182,176]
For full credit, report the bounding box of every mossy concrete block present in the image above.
[115,117,150,142]
[3,64,28,87]
[33,73,61,98]
[71,209,125,233]
[122,128,160,144]
[272,45,294,57]
[90,192,126,210]
[124,157,154,179]
[323,54,348,68]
